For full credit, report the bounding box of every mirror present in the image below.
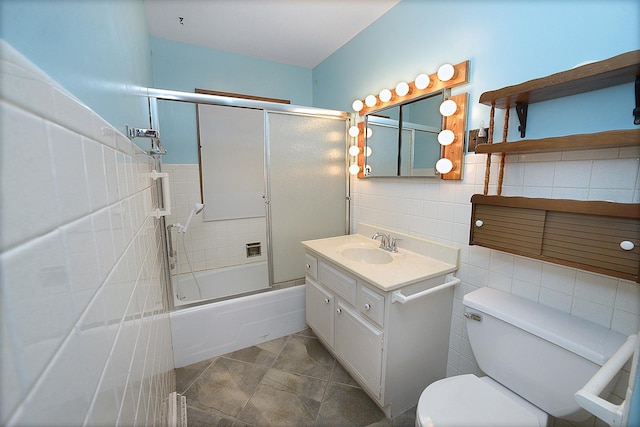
[350,60,469,180]
[364,91,445,178]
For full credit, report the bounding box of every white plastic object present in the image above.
[146,170,171,218]
[475,220,484,227]
[575,334,638,427]
[620,241,635,251]
[392,276,460,304]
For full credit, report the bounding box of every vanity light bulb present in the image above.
[352,99,364,112]
[379,88,392,103]
[349,164,361,175]
[366,127,373,138]
[395,81,409,97]
[366,146,372,157]
[435,158,454,174]
[348,145,360,156]
[439,99,458,117]
[348,126,360,137]
[437,63,455,82]
[438,129,455,146]
[365,95,377,108]
[415,73,431,90]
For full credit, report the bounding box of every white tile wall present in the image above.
[163,164,267,275]
[0,41,174,425]
[351,149,640,425]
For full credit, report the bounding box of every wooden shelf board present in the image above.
[475,129,640,155]
[471,195,640,219]
[479,50,640,108]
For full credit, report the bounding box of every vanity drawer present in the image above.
[359,285,385,327]
[318,261,357,305]
[305,253,318,280]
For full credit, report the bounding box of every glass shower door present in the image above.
[267,112,348,284]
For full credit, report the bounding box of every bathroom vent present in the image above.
[161,392,186,427]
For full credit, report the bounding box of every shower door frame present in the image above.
[148,88,352,308]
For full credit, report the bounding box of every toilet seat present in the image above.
[416,374,548,427]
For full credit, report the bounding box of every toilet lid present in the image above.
[417,375,546,427]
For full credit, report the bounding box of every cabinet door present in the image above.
[305,279,334,347]
[335,302,383,399]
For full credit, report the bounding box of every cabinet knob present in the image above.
[336,308,342,314]
[364,303,371,311]
[305,264,311,270]
[475,220,484,227]
[620,240,635,251]
[324,298,330,304]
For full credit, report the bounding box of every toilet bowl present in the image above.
[414,287,627,427]
[415,375,547,427]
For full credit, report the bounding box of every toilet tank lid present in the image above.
[463,287,627,366]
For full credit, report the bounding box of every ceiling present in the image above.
[144,0,400,68]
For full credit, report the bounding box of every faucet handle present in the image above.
[390,237,402,252]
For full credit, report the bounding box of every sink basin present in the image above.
[339,246,393,264]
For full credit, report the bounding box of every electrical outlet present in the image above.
[468,129,488,152]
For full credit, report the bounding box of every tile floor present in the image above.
[175,327,417,427]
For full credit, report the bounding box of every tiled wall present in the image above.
[163,164,267,275]
[0,42,174,425]
[351,149,640,422]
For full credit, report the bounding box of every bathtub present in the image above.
[170,284,307,367]
[173,261,270,306]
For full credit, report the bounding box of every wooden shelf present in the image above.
[480,50,640,108]
[475,129,640,154]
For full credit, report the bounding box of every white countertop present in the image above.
[301,234,457,292]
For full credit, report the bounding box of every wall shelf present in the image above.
[479,50,640,108]
[475,129,640,155]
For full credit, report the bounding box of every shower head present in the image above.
[181,203,205,233]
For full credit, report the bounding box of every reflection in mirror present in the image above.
[364,91,445,178]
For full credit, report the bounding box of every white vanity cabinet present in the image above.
[304,251,455,418]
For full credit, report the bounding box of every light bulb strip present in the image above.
[354,60,469,116]
[440,92,468,180]
[357,121,366,178]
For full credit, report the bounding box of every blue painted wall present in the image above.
[150,37,313,164]
[0,0,153,138]
[313,0,640,141]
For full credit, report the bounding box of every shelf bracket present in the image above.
[634,76,640,125]
[515,102,528,138]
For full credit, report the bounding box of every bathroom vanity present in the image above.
[302,223,460,418]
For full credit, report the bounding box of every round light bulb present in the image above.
[379,88,392,103]
[366,127,373,138]
[395,81,409,97]
[438,129,455,146]
[436,158,454,174]
[352,99,363,112]
[348,145,360,156]
[437,64,455,82]
[365,95,377,108]
[439,99,458,117]
[349,164,361,175]
[366,146,372,157]
[348,126,360,137]
[415,73,431,90]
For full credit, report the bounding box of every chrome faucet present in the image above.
[372,232,400,253]
[372,232,389,249]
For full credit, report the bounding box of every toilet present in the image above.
[416,287,627,427]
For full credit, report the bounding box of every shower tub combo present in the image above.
[170,281,306,367]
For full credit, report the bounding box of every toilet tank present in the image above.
[463,287,626,422]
